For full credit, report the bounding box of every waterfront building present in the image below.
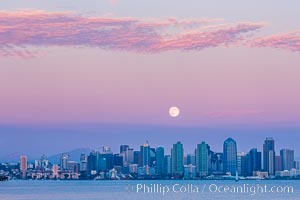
[248,148,262,175]
[196,141,209,177]
[80,154,88,172]
[60,153,70,171]
[263,137,275,175]
[223,138,237,175]
[140,142,150,167]
[20,155,27,178]
[171,141,184,176]
[280,149,294,170]
[155,147,164,175]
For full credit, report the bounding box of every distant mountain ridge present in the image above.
[48,148,92,164]
[0,148,92,164]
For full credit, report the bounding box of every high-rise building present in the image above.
[123,148,134,166]
[263,137,275,175]
[209,152,223,175]
[40,154,49,170]
[280,149,294,170]
[171,141,184,176]
[196,142,209,177]
[223,138,237,175]
[120,145,129,154]
[20,155,27,177]
[248,148,261,175]
[140,143,150,167]
[237,152,247,176]
[87,151,97,174]
[133,151,141,166]
[60,153,69,171]
[155,147,164,175]
[80,154,88,172]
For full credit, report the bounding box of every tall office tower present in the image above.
[87,151,97,174]
[248,148,262,176]
[20,155,28,177]
[120,145,129,154]
[155,147,164,175]
[163,155,171,175]
[209,152,224,175]
[187,154,196,166]
[280,149,295,170]
[171,141,184,176]
[60,153,70,171]
[133,151,141,166]
[124,148,134,165]
[140,142,150,167]
[223,138,237,175]
[196,141,209,177]
[263,137,275,175]
[80,154,88,172]
[237,152,247,176]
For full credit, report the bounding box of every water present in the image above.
[0,180,299,200]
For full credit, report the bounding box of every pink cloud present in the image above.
[206,110,263,119]
[0,10,265,57]
[249,31,300,52]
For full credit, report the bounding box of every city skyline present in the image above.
[1,136,298,163]
[1,0,300,171]
[1,137,299,181]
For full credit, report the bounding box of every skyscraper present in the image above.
[248,148,262,175]
[60,153,69,171]
[223,138,237,175]
[80,154,88,172]
[196,141,209,177]
[171,141,184,176]
[120,145,129,154]
[263,137,275,175]
[280,149,294,170]
[123,148,134,166]
[20,155,27,178]
[140,142,150,167]
[155,147,164,175]
[237,152,247,176]
[87,151,97,174]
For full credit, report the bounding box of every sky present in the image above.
[0,1,300,158]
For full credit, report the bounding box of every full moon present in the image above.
[169,106,180,117]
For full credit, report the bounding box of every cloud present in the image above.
[249,31,300,52]
[0,10,265,57]
[206,110,263,119]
